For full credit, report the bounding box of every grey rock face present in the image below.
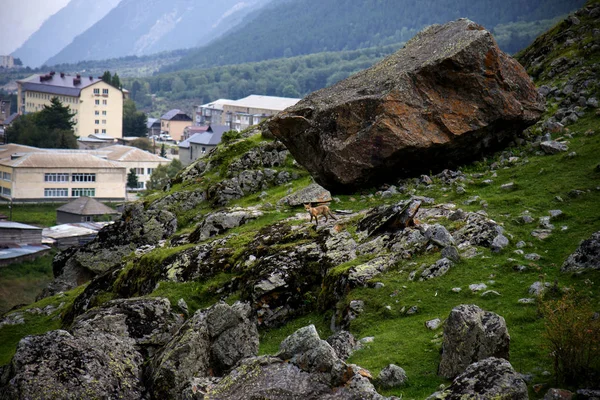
[358,200,421,237]
[491,233,509,252]
[0,329,145,400]
[453,212,504,248]
[148,301,258,399]
[326,330,361,360]
[438,304,510,379]
[425,224,455,248]
[278,325,340,375]
[190,208,263,242]
[277,182,332,206]
[428,358,527,400]
[561,231,600,272]
[420,258,454,280]
[541,140,569,154]
[378,364,408,388]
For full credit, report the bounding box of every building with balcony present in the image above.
[17,72,125,139]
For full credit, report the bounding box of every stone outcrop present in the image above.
[428,358,528,399]
[357,200,421,237]
[269,18,544,191]
[277,182,332,206]
[438,304,510,379]
[561,231,600,272]
[188,208,263,242]
[148,301,258,399]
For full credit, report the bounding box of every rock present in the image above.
[532,229,553,240]
[438,305,510,379]
[540,140,569,154]
[378,364,408,389]
[491,234,509,252]
[524,253,541,261]
[425,318,442,330]
[326,331,361,360]
[481,290,501,297]
[516,241,526,248]
[0,329,145,400]
[420,258,454,280]
[277,183,332,206]
[529,281,549,296]
[357,200,421,237]
[500,182,517,191]
[518,298,536,304]
[561,231,600,272]
[148,301,259,399]
[428,358,527,399]
[425,224,455,247]
[441,246,460,262]
[544,388,574,400]
[189,208,263,242]
[277,324,340,376]
[469,283,487,292]
[549,209,564,219]
[269,19,543,192]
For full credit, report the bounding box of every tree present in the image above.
[127,168,139,189]
[13,58,23,66]
[122,99,147,137]
[146,159,183,191]
[130,138,152,152]
[5,97,77,148]
[112,73,121,89]
[160,143,167,158]
[101,71,112,84]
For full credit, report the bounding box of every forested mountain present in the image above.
[165,0,586,72]
[44,0,272,66]
[11,0,121,68]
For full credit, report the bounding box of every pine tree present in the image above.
[127,168,139,189]
[160,143,167,158]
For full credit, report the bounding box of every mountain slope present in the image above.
[166,0,586,72]
[44,0,271,66]
[10,0,122,68]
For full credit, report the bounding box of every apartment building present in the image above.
[17,72,125,139]
[0,143,170,201]
[195,95,300,131]
[160,109,192,141]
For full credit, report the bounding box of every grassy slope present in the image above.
[0,254,54,315]
[1,4,599,399]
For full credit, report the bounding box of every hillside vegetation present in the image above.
[1,3,600,398]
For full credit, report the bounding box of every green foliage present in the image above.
[127,168,139,189]
[221,130,243,144]
[5,97,77,148]
[160,143,166,158]
[130,137,153,151]
[165,0,585,72]
[146,159,182,191]
[0,254,54,315]
[492,17,564,54]
[540,288,600,388]
[122,99,147,137]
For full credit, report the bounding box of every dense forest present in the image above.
[164,0,585,72]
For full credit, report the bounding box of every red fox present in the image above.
[304,203,337,225]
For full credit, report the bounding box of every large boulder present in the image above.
[438,304,510,379]
[428,357,528,399]
[561,231,600,272]
[269,19,543,192]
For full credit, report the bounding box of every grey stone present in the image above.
[378,364,408,389]
[326,331,360,360]
[491,234,509,252]
[524,253,541,261]
[277,183,332,206]
[438,305,510,379]
[420,258,454,280]
[425,224,455,247]
[500,182,517,191]
[481,290,501,297]
[429,358,527,399]
[191,209,263,242]
[562,231,600,272]
[518,298,536,304]
[425,318,442,330]
[516,241,526,248]
[540,140,569,154]
[441,246,460,262]
[469,283,487,292]
[544,388,574,399]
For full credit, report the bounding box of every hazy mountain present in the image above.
[166,0,586,72]
[11,0,122,68]
[44,0,272,66]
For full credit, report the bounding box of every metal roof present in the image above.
[101,145,170,162]
[43,222,112,240]
[147,118,159,128]
[161,109,192,121]
[56,196,118,216]
[0,244,50,260]
[0,221,42,230]
[0,152,125,169]
[226,95,300,111]
[2,113,18,125]
[198,99,233,111]
[18,73,103,97]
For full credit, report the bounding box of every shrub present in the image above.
[540,289,600,387]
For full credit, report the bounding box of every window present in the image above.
[147,168,154,175]
[137,182,145,189]
[72,188,95,197]
[95,111,99,115]
[83,216,93,222]
[94,129,99,134]
[93,88,100,95]
[95,99,100,105]
[44,173,69,182]
[202,147,206,153]
[102,110,107,116]
[102,129,106,134]
[2,187,11,196]
[102,89,109,95]
[72,173,96,182]
[44,188,68,197]
[95,120,99,125]
[102,120,106,124]
[134,168,144,175]
[102,99,107,105]
[2,172,11,181]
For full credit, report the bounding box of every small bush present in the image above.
[221,130,242,144]
[540,289,600,387]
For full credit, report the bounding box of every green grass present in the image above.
[0,285,86,366]
[0,203,60,227]
[0,254,54,315]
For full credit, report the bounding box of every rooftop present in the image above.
[0,221,42,230]
[226,95,300,112]
[179,125,229,148]
[0,152,124,169]
[101,145,170,163]
[17,73,107,97]
[56,196,119,216]
[198,99,233,111]
[161,109,192,121]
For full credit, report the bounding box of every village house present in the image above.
[56,196,119,224]
[178,125,230,166]
[17,72,125,139]
[160,109,192,141]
